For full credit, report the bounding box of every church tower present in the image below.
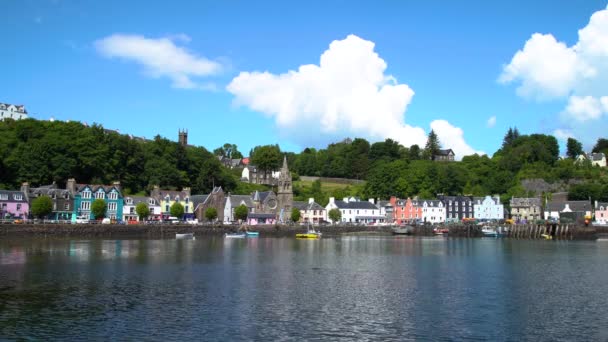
[277,155,293,221]
[178,129,188,147]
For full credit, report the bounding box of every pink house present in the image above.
[0,190,29,219]
[595,201,608,224]
[247,213,277,225]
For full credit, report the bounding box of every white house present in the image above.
[473,196,504,221]
[123,196,161,222]
[293,198,326,224]
[421,200,446,224]
[241,165,280,184]
[590,153,607,167]
[326,197,385,224]
[223,194,255,223]
[0,103,28,121]
[544,201,592,221]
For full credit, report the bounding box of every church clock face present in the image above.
[268,199,277,209]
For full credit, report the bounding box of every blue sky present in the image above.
[2,0,608,158]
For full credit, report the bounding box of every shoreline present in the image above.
[0,223,601,240]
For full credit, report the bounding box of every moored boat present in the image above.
[176,233,195,240]
[246,231,260,237]
[481,226,497,237]
[225,232,246,238]
[392,225,414,235]
[296,224,322,239]
[433,227,449,236]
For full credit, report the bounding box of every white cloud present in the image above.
[227,34,480,158]
[486,116,496,128]
[431,120,485,158]
[553,128,575,141]
[501,5,608,147]
[95,34,222,89]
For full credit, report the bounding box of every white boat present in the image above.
[225,232,246,238]
[176,233,195,239]
[481,226,497,237]
[392,225,414,235]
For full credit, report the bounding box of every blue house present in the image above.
[68,179,124,221]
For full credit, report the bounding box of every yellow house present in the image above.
[151,186,194,220]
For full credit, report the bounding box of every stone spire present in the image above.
[277,155,293,221]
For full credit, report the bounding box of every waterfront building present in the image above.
[325,197,385,224]
[192,187,225,222]
[68,179,123,220]
[376,199,394,224]
[595,201,608,224]
[223,194,255,223]
[21,182,73,220]
[0,190,29,219]
[391,197,423,224]
[473,195,504,221]
[151,186,194,220]
[276,156,294,222]
[437,195,474,222]
[293,198,327,224]
[0,103,28,121]
[122,196,161,222]
[544,200,592,221]
[420,199,446,224]
[510,197,541,222]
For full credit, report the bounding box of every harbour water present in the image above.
[1,236,607,341]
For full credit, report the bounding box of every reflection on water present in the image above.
[1,236,608,340]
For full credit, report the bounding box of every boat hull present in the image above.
[296,233,321,239]
[176,233,195,239]
[225,233,246,239]
[246,232,260,237]
[392,226,414,235]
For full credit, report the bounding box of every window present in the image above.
[108,202,117,211]
[81,202,91,211]
[1,203,6,210]
[108,192,118,200]
[17,204,21,211]
[14,194,23,201]
[130,208,135,214]
[0,194,8,200]
[82,191,91,199]
[165,205,170,212]
[64,203,70,211]
[185,197,189,204]
[126,198,133,205]
[95,191,104,199]
[149,199,155,205]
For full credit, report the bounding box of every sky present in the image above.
[2,0,608,159]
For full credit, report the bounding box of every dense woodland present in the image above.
[1,119,607,205]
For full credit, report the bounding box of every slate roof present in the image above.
[422,199,443,207]
[77,184,121,194]
[0,190,28,202]
[436,149,455,156]
[230,195,254,208]
[293,201,325,211]
[156,189,189,199]
[252,191,272,202]
[0,103,27,113]
[125,196,159,206]
[29,185,72,199]
[591,152,606,161]
[596,202,608,210]
[546,200,592,212]
[510,197,541,207]
[189,195,209,208]
[333,200,378,210]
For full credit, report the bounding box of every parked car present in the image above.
[75,216,90,224]
[101,218,111,224]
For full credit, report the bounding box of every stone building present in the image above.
[192,187,225,222]
[276,156,293,222]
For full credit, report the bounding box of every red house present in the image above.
[391,197,422,224]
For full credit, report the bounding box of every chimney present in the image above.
[308,198,314,204]
[329,197,335,204]
[67,178,76,195]
[368,198,375,205]
[390,196,397,206]
[183,187,191,197]
[343,197,349,203]
[151,185,160,199]
[21,182,30,201]
[113,181,121,192]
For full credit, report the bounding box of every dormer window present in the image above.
[82,190,92,199]
[14,194,23,201]
[148,199,155,205]
[108,192,118,200]
[185,197,189,204]
[165,195,170,201]
[126,198,133,205]
[95,191,105,200]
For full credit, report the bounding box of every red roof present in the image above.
[242,157,250,165]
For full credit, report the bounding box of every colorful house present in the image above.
[438,195,474,222]
[510,197,541,222]
[391,197,423,224]
[293,198,327,224]
[68,179,124,220]
[0,190,29,219]
[223,194,255,223]
[595,201,608,224]
[473,196,504,221]
[151,186,194,220]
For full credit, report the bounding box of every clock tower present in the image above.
[277,155,293,222]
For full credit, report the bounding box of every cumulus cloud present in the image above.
[500,5,608,146]
[431,120,485,157]
[553,128,575,141]
[486,116,496,128]
[95,34,222,89]
[227,34,479,158]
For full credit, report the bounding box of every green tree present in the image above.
[502,127,520,149]
[409,144,421,160]
[566,137,583,159]
[290,207,301,222]
[91,199,107,220]
[234,204,249,222]
[205,207,218,222]
[328,208,342,223]
[170,202,184,219]
[592,138,608,155]
[135,202,150,221]
[31,195,53,219]
[214,143,243,159]
[250,144,282,173]
[423,130,441,160]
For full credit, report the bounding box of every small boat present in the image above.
[481,226,497,237]
[225,232,246,238]
[296,224,322,239]
[433,228,449,236]
[176,233,195,239]
[541,233,553,240]
[392,225,414,235]
[246,231,260,237]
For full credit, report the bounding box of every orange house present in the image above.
[391,197,422,224]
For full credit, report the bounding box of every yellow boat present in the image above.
[296,233,321,239]
[541,233,553,240]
